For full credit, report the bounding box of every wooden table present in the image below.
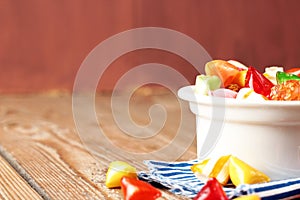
[0,88,197,199]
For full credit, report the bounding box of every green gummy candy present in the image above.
[195,75,221,95]
[276,71,300,84]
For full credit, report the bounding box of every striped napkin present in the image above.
[138,159,300,199]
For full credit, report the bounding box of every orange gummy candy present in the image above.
[270,80,300,100]
[205,60,240,87]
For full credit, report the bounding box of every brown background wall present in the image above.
[1,0,300,93]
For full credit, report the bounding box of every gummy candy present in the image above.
[233,195,261,200]
[206,155,231,185]
[236,88,267,101]
[245,67,274,98]
[191,155,270,187]
[276,71,300,84]
[191,155,231,185]
[191,159,210,174]
[286,67,300,76]
[193,178,228,200]
[210,88,237,98]
[121,177,161,200]
[105,161,137,188]
[205,60,240,87]
[229,156,270,186]
[227,60,248,70]
[263,66,284,85]
[195,59,300,101]
[195,75,221,95]
[270,80,300,101]
[226,83,241,92]
[232,70,247,88]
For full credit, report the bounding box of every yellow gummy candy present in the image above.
[208,155,231,185]
[232,70,247,87]
[191,159,210,174]
[191,155,231,185]
[105,161,137,188]
[233,194,261,200]
[229,156,270,186]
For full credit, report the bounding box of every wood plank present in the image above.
[0,91,196,199]
[3,1,300,93]
[0,151,42,200]
[0,112,111,199]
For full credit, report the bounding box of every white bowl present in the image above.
[178,85,300,180]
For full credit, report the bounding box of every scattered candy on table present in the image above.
[229,156,270,186]
[191,155,270,187]
[104,59,300,199]
[106,157,270,199]
[191,155,231,185]
[121,177,162,200]
[193,177,228,200]
[105,161,137,188]
[105,161,162,199]
[193,177,262,200]
[232,195,261,200]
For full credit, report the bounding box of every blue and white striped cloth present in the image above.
[138,159,300,199]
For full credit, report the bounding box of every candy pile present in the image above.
[195,60,300,100]
[105,160,264,200]
[191,155,269,200]
[192,177,260,200]
[105,161,162,200]
[191,155,270,187]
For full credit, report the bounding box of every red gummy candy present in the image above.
[193,178,228,200]
[121,177,161,200]
[245,66,274,99]
[286,68,300,77]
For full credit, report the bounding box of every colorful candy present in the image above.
[210,88,238,98]
[276,71,300,84]
[286,67,300,76]
[192,155,231,185]
[263,66,283,85]
[105,159,267,199]
[232,70,248,88]
[205,60,241,87]
[191,155,270,187]
[229,156,270,186]
[270,80,300,101]
[236,88,267,101]
[245,67,274,99]
[233,195,261,200]
[194,59,300,100]
[105,161,137,188]
[195,74,221,95]
[193,178,228,200]
[121,177,162,200]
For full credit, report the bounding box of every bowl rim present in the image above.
[178,85,300,107]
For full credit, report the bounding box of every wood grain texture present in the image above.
[0,153,42,200]
[0,90,196,199]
